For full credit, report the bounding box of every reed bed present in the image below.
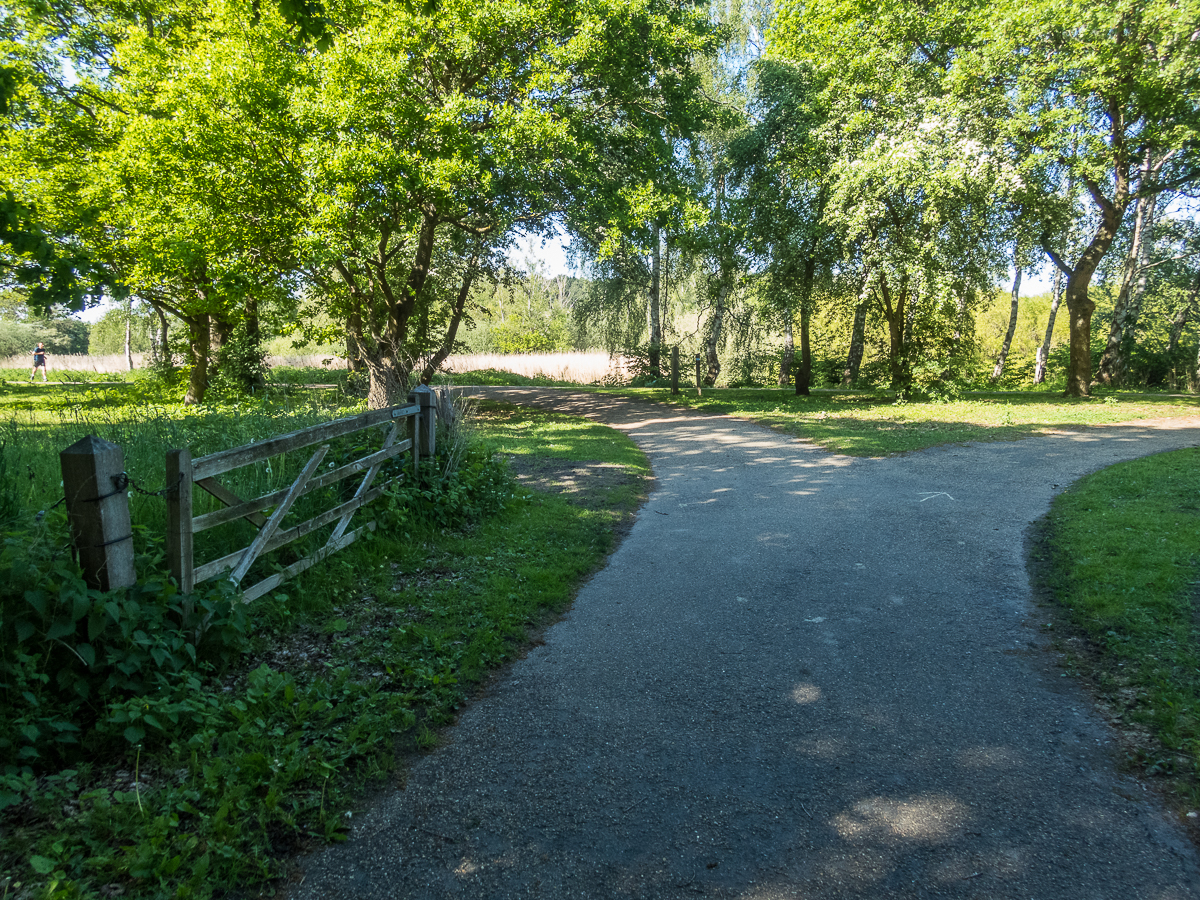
[1,350,624,385]
[1,352,146,374]
[441,351,623,384]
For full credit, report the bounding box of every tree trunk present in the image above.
[992,265,1021,382]
[703,275,729,386]
[1034,268,1063,384]
[843,303,867,385]
[878,272,908,389]
[155,304,171,368]
[124,297,133,371]
[778,302,794,387]
[183,316,210,405]
[363,349,406,410]
[420,265,477,385]
[794,255,816,396]
[648,222,662,375]
[1113,192,1159,385]
[1051,185,1128,397]
[1096,185,1158,385]
[797,302,812,396]
[245,295,265,388]
[1166,272,1199,356]
[1166,304,1191,357]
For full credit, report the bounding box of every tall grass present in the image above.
[443,351,623,384]
[0,388,382,588]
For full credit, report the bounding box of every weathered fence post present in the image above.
[60,435,136,591]
[408,385,437,460]
[166,448,195,593]
[670,347,680,396]
[694,353,703,397]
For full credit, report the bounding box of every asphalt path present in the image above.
[294,388,1200,900]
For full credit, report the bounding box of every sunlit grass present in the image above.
[1040,449,1200,805]
[600,386,1200,456]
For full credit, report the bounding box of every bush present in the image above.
[0,526,251,770]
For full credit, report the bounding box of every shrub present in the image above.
[0,524,251,771]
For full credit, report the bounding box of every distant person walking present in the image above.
[30,342,48,382]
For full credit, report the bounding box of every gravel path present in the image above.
[293,389,1200,899]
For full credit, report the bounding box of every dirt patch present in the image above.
[503,456,641,506]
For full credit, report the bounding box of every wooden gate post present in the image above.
[60,435,136,591]
[670,347,680,396]
[166,448,195,593]
[408,385,437,459]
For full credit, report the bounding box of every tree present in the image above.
[0,1,121,310]
[962,0,1200,396]
[297,0,717,407]
[769,0,1013,392]
[733,59,837,395]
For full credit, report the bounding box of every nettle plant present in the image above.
[0,517,251,777]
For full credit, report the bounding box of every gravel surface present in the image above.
[292,389,1200,900]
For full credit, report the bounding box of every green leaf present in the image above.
[24,589,47,617]
[45,619,75,640]
[88,608,107,641]
[30,855,57,874]
[124,726,145,745]
[14,619,35,642]
[330,618,349,633]
[76,642,95,667]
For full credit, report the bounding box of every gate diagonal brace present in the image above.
[229,445,329,586]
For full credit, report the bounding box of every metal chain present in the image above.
[117,471,183,498]
[34,473,179,523]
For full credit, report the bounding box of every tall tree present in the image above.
[297,0,716,407]
[963,0,1200,396]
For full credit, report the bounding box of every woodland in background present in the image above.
[1,0,1198,401]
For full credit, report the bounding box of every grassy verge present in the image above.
[1034,448,1200,812]
[0,386,649,899]
[596,386,1200,456]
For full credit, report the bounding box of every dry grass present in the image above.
[1,352,146,373]
[440,351,623,384]
[0,350,622,385]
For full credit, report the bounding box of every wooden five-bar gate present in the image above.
[60,387,438,601]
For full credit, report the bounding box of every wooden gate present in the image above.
[166,401,428,602]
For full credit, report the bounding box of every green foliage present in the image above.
[1042,449,1200,798]
[207,321,268,398]
[0,532,251,769]
[381,447,516,533]
[86,305,154,356]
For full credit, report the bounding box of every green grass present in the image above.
[597,386,1200,456]
[474,400,650,467]
[0,379,650,900]
[1039,449,1200,804]
[447,367,580,387]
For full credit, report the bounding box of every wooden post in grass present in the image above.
[694,353,703,397]
[408,385,437,460]
[60,435,136,591]
[165,448,195,593]
[671,347,680,395]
